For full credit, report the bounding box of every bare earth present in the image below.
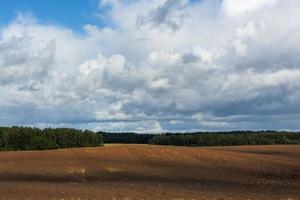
[0,145,299,200]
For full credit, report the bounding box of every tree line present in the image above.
[100,132,156,144]
[1,127,299,151]
[0,127,103,151]
[148,131,300,146]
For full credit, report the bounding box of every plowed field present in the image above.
[0,144,299,200]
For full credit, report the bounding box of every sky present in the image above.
[0,0,300,132]
[0,0,104,30]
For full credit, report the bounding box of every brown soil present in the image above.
[0,144,299,200]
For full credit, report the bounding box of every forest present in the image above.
[148,131,300,146]
[0,127,103,151]
[1,127,300,151]
[101,132,156,144]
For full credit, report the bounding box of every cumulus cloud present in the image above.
[1,0,300,132]
[0,35,55,86]
[221,0,278,17]
[136,0,188,31]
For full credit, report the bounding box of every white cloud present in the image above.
[221,0,278,17]
[0,35,55,85]
[149,78,170,90]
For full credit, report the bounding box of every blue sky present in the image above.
[1,0,300,132]
[0,0,103,31]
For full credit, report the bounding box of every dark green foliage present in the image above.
[148,131,300,147]
[0,127,103,151]
[101,132,155,144]
[28,136,57,150]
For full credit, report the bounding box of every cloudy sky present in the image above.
[0,0,300,132]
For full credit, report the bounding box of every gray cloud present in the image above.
[136,0,188,31]
[0,35,55,86]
